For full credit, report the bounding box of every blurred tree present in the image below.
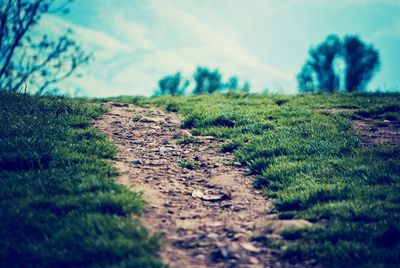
[298,35,341,93]
[297,63,316,93]
[343,35,380,92]
[155,72,188,96]
[193,66,222,94]
[227,76,239,91]
[0,0,90,94]
[242,80,250,93]
[298,34,380,93]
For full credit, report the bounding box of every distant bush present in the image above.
[225,76,250,93]
[154,72,189,96]
[154,67,251,96]
[193,66,222,94]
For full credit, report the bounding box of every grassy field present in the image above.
[101,92,400,267]
[2,91,399,267]
[0,92,164,267]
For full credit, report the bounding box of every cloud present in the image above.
[34,0,399,96]
[145,0,295,89]
[35,0,297,96]
[372,21,400,40]
[39,15,131,53]
[286,0,400,8]
[110,13,156,50]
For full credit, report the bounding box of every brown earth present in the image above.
[95,103,308,268]
[352,118,400,146]
[318,108,400,146]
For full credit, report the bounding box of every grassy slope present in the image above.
[0,92,164,267]
[103,92,400,267]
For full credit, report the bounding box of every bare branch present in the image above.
[0,0,41,79]
[0,0,89,94]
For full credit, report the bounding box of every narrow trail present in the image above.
[95,103,303,268]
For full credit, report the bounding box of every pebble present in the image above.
[241,242,261,253]
[207,233,219,239]
[173,129,192,138]
[130,159,142,164]
[195,254,206,261]
[248,256,260,264]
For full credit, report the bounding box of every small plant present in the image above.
[280,228,306,240]
[176,136,199,145]
[131,115,141,122]
[220,140,240,153]
[274,98,289,106]
[178,160,200,169]
[166,102,180,112]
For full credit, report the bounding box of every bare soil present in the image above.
[318,108,400,146]
[95,103,306,268]
[352,118,400,146]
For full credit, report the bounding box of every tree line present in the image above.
[157,35,380,96]
[154,67,250,96]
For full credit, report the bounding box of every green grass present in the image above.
[0,92,164,267]
[106,92,400,267]
[355,103,400,122]
[178,160,200,170]
[176,136,199,145]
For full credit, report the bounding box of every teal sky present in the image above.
[39,0,400,96]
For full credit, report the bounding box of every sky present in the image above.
[37,0,400,96]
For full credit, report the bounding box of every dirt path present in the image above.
[318,108,400,146]
[95,103,302,268]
